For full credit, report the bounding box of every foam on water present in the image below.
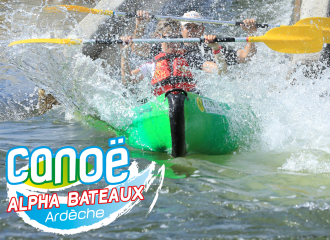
[280,149,330,173]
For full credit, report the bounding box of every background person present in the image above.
[132,10,257,68]
[121,20,227,96]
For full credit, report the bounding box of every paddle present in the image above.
[8,26,323,54]
[8,39,83,46]
[44,5,330,42]
[293,17,330,43]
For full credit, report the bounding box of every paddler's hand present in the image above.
[136,10,150,28]
[120,36,132,50]
[204,35,220,51]
[240,19,257,34]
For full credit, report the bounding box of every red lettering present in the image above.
[98,189,109,204]
[37,194,49,210]
[48,193,60,209]
[7,197,18,213]
[88,189,98,205]
[67,191,79,207]
[120,186,132,202]
[27,195,38,211]
[78,190,90,206]
[108,188,119,203]
[132,185,145,201]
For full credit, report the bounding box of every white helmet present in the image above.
[180,11,203,26]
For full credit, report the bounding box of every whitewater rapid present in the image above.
[3,1,330,238]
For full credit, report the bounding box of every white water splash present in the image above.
[279,150,330,173]
[5,0,330,159]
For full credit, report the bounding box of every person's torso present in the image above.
[150,52,196,96]
[151,52,194,85]
[149,43,238,68]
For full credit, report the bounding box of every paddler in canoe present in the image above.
[120,19,227,96]
[132,10,258,68]
[119,19,253,157]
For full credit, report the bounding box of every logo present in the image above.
[196,97,228,115]
[6,137,164,234]
[196,97,205,112]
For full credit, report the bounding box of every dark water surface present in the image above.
[3,0,330,239]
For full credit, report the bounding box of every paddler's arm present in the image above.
[120,36,144,85]
[237,19,257,63]
[131,10,152,58]
[121,50,144,85]
[121,37,132,85]
[203,35,227,74]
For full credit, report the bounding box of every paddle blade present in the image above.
[249,26,323,54]
[8,39,82,46]
[295,17,330,43]
[45,5,114,16]
[43,6,63,13]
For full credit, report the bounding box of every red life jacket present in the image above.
[151,52,195,96]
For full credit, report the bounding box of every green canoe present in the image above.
[117,89,255,157]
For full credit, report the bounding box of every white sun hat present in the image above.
[180,11,203,26]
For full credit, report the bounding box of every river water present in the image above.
[2,0,330,238]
